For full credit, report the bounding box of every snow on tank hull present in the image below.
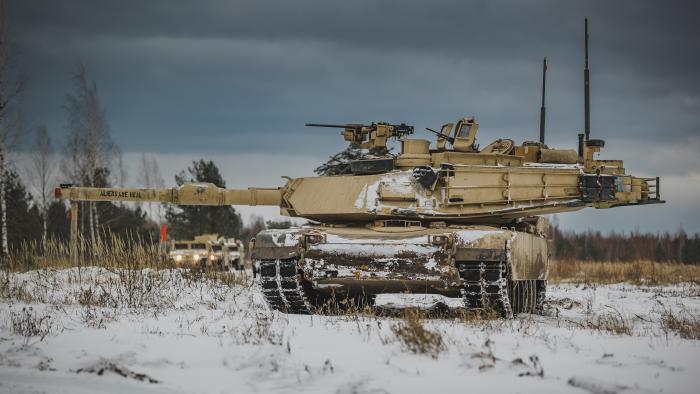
[252,224,548,317]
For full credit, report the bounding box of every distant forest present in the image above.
[551,225,700,264]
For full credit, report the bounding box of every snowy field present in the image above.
[1,268,699,394]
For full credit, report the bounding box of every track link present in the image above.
[457,260,513,318]
[509,279,546,315]
[258,258,313,314]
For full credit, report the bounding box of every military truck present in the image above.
[167,234,246,271]
[222,239,246,271]
[167,234,216,268]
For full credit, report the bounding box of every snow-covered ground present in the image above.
[1,268,699,394]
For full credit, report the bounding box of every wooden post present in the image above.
[70,201,78,266]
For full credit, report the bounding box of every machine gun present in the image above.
[425,127,455,145]
[306,122,414,150]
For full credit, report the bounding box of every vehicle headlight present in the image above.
[193,254,200,260]
[209,255,217,261]
[174,255,183,262]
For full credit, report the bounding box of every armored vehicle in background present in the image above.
[210,238,246,270]
[54,20,663,317]
[168,236,211,268]
[167,234,244,271]
[222,239,246,271]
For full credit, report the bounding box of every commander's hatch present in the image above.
[452,116,479,152]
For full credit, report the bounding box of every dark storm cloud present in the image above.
[13,1,700,63]
[8,0,700,233]
[8,0,700,156]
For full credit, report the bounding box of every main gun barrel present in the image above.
[55,183,283,206]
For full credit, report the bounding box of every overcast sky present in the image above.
[8,0,700,233]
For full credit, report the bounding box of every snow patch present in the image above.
[455,229,504,244]
[354,170,436,214]
[567,376,628,394]
[2,269,699,394]
[375,293,465,309]
[354,184,368,209]
[325,233,429,244]
[309,243,439,258]
[268,229,303,247]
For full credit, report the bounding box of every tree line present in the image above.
[551,225,700,264]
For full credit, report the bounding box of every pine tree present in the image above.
[165,160,242,240]
[239,214,266,245]
[45,201,70,242]
[0,168,41,250]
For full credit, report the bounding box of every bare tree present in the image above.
[61,63,121,245]
[0,0,26,257]
[28,125,55,249]
[137,153,165,223]
[239,214,267,245]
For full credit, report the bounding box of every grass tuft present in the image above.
[391,309,444,358]
[11,307,53,341]
[661,309,700,340]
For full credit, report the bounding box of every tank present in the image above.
[53,22,664,317]
[54,115,663,316]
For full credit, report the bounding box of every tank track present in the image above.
[257,257,544,317]
[536,281,546,313]
[458,260,513,318]
[509,279,547,315]
[258,258,313,314]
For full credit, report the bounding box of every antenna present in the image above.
[539,57,547,144]
[584,17,590,141]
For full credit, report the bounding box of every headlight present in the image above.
[174,255,183,262]
[193,254,200,260]
[209,255,217,261]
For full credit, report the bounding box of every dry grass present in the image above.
[10,307,54,341]
[0,233,245,313]
[661,309,700,340]
[549,260,700,285]
[458,308,500,322]
[3,233,163,272]
[581,311,632,335]
[561,300,633,336]
[391,309,445,358]
[7,234,245,281]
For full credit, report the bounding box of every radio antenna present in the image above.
[539,57,547,144]
[584,17,591,141]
